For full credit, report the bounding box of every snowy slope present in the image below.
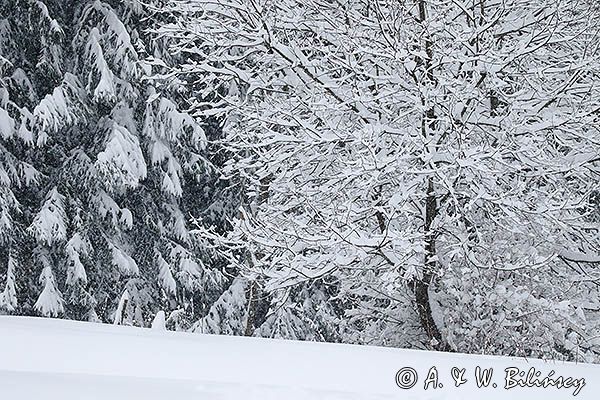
[0,317,598,399]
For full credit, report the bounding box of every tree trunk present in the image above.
[244,280,258,336]
[414,178,448,351]
[414,0,450,352]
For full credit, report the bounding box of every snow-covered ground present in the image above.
[0,316,598,399]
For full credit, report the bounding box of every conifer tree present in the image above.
[0,0,237,327]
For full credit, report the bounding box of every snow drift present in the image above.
[0,316,598,399]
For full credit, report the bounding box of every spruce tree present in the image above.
[0,0,237,328]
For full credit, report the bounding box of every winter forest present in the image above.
[0,0,599,363]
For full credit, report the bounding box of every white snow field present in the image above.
[0,316,598,399]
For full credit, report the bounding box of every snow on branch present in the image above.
[96,122,147,190]
[34,266,64,317]
[33,74,84,146]
[27,187,67,246]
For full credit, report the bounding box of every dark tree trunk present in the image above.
[244,280,258,336]
[414,178,448,351]
[413,0,450,352]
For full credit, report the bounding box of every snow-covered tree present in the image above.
[0,254,18,312]
[163,0,600,359]
[192,276,249,335]
[0,0,237,328]
[34,264,64,317]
